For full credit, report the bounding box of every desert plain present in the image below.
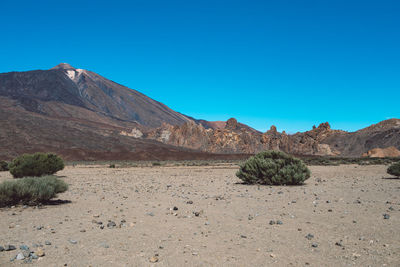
[0,163,399,267]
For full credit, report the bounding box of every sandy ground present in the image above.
[0,164,399,267]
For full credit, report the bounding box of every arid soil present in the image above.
[0,164,399,266]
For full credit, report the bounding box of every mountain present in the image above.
[0,63,398,160]
[0,63,191,129]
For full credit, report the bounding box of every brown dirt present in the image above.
[0,165,399,266]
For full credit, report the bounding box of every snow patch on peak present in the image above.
[66,70,76,80]
[65,68,85,81]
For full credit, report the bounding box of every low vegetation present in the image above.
[301,156,399,166]
[0,176,68,207]
[0,161,9,171]
[236,150,310,185]
[8,153,65,178]
[387,162,400,177]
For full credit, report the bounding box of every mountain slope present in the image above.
[0,63,192,128]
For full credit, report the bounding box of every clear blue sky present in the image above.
[0,0,399,133]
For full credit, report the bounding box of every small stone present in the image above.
[383,214,390,219]
[305,234,314,240]
[100,242,109,248]
[269,220,276,225]
[107,221,116,228]
[335,241,343,247]
[36,226,43,230]
[5,245,16,251]
[248,215,254,220]
[69,239,77,245]
[100,225,104,229]
[194,212,200,217]
[0,246,4,252]
[30,253,38,260]
[19,245,29,251]
[146,212,155,217]
[276,220,283,225]
[240,235,247,238]
[311,243,318,248]
[186,200,193,204]
[270,253,276,258]
[36,248,45,257]
[80,229,86,232]
[149,256,159,263]
[22,250,30,257]
[16,253,25,260]
[45,241,51,246]
[328,209,333,212]
[173,206,178,211]
[205,221,210,225]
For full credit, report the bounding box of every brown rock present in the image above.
[362,146,400,158]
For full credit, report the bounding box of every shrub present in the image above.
[0,161,9,171]
[9,153,64,178]
[0,176,68,207]
[387,162,400,177]
[152,162,161,166]
[236,150,311,185]
[109,164,116,168]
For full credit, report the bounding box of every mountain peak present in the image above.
[51,63,76,70]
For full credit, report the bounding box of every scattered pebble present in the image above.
[305,234,314,240]
[107,221,117,228]
[5,245,16,251]
[149,256,159,263]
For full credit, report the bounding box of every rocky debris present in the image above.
[45,241,51,246]
[0,246,4,252]
[383,214,390,219]
[7,244,45,262]
[69,239,78,245]
[311,243,318,248]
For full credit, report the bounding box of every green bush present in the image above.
[109,164,116,168]
[9,153,64,178]
[0,176,68,207]
[387,162,400,177]
[0,161,9,171]
[236,150,311,185]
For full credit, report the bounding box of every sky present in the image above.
[0,0,399,133]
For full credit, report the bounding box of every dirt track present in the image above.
[0,164,399,266]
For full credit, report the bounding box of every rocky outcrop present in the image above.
[362,147,400,158]
[146,120,342,156]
